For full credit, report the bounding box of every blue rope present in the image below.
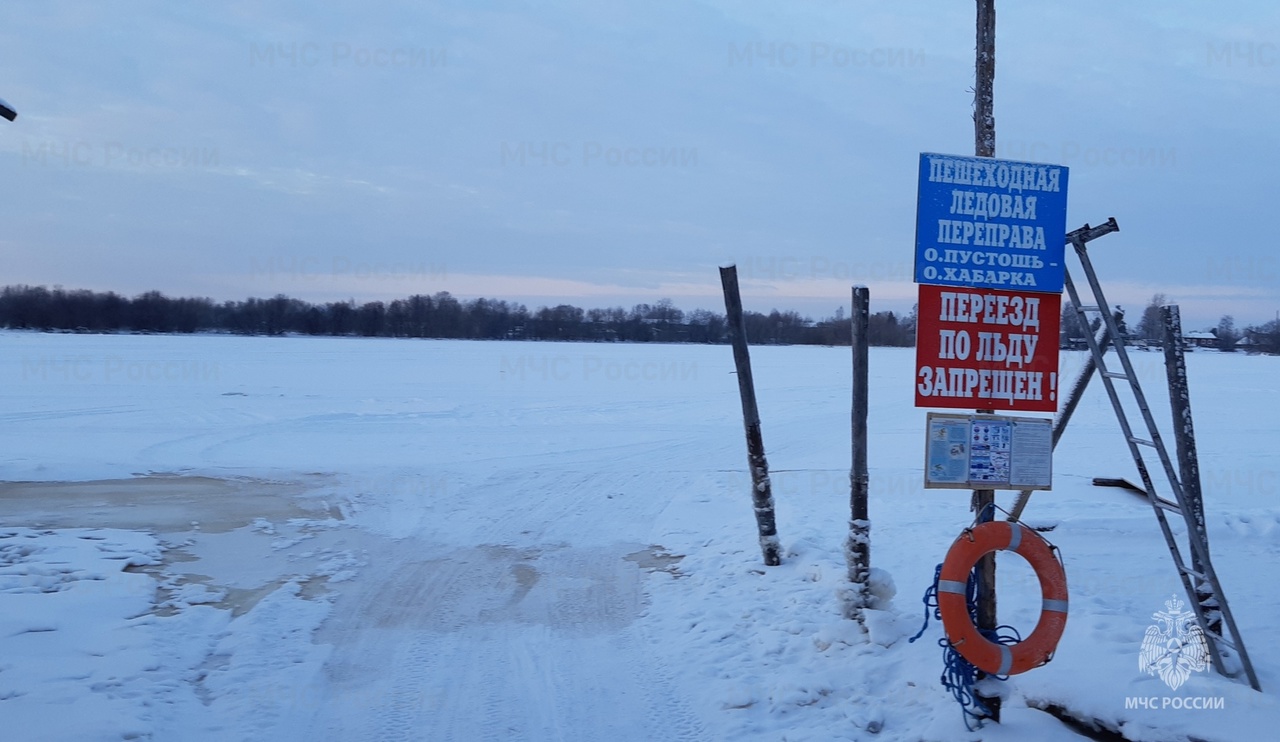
[907,563,943,643]
[909,561,1023,731]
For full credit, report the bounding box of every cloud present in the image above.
[1,0,1278,327]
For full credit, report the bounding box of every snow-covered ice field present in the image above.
[2,331,1278,741]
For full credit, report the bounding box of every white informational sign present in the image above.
[923,412,1052,490]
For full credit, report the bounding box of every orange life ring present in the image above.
[937,521,1068,676]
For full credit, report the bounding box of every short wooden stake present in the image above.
[719,265,781,566]
[846,286,871,621]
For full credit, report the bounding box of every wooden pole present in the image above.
[975,0,996,159]
[846,286,871,621]
[719,265,782,566]
[972,0,1000,722]
[1161,304,1218,631]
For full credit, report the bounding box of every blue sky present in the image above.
[2,0,1278,328]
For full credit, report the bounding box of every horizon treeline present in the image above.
[0,285,917,347]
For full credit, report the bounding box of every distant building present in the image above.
[1182,330,1218,349]
[1241,329,1280,355]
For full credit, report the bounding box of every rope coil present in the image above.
[909,564,1020,730]
[911,503,1041,731]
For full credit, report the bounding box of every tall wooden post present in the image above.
[845,286,871,621]
[720,265,782,566]
[1161,304,1218,631]
[972,0,1001,722]
[975,1,996,158]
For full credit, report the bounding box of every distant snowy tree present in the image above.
[1114,306,1130,337]
[1060,300,1086,345]
[1216,315,1240,351]
[1136,294,1167,342]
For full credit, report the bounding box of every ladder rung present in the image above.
[1076,305,1101,312]
[1153,498,1181,514]
[1179,566,1207,582]
[1103,371,1132,380]
[1210,633,1237,650]
[1128,436,1156,447]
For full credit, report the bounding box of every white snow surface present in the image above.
[2,331,1278,741]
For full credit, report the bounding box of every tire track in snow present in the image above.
[368,633,436,742]
[310,535,710,740]
[613,620,713,742]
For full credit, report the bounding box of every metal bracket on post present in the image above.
[1066,217,1120,250]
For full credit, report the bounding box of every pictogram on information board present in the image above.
[924,412,1052,490]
